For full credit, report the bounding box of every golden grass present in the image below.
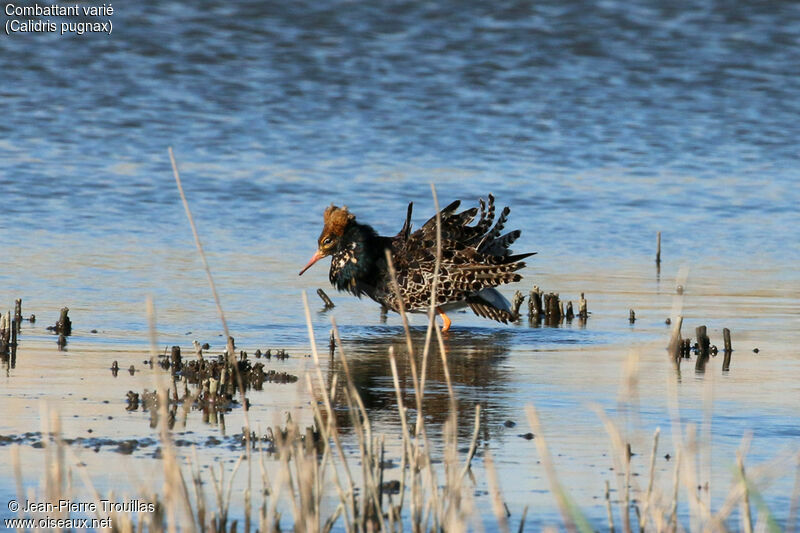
[12,301,795,532]
[7,169,796,532]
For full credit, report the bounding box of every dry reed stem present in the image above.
[459,404,482,483]
[256,439,272,532]
[314,306,390,531]
[68,445,113,528]
[484,447,511,533]
[343,384,386,532]
[738,452,754,533]
[640,427,660,532]
[330,317,379,466]
[277,435,301,528]
[302,293,355,491]
[265,440,287,533]
[382,211,447,530]
[190,448,208,532]
[435,320,457,416]
[417,183,444,423]
[322,504,344,533]
[389,339,447,532]
[146,296,197,533]
[518,504,529,533]
[384,250,426,434]
[590,403,633,533]
[304,376,352,533]
[208,454,244,531]
[226,455,245,529]
[441,418,459,530]
[525,404,582,533]
[605,479,616,533]
[330,324,377,505]
[708,444,789,532]
[12,445,23,519]
[701,362,716,525]
[788,453,800,533]
[389,350,423,531]
[384,248,414,358]
[681,425,704,531]
[666,450,680,532]
[168,148,235,367]
[668,315,683,363]
[388,348,412,512]
[168,148,253,526]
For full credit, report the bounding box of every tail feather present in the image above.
[481,230,521,256]
[420,200,460,232]
[440,199,461,217]
[477,206,510,251]
[452,207,479,227]
[467,288,517,324]
[505,252,536,263]
[397,195,536,316]
[398,202,414,240]
[471,194,496,237]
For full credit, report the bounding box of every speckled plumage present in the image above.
[302,195,534,326]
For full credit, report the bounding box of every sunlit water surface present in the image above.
[1,0,799,529]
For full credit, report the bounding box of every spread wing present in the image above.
[389,195,534,315]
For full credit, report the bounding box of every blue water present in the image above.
[3,0,800,266]
[1,1,799,530]
[2,0,799,334]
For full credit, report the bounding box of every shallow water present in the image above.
[2,0,800,529]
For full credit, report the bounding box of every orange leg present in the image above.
[436,307,452,332]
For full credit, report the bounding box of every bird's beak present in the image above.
[298,250,324,276]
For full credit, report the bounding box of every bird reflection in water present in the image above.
[318,327,516,442]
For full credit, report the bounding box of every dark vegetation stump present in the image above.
[527,286,584,326]
[511,290,524,320]
[722,328,733,371]
[170,346,182,373]
[656,231,661,266]
[695,326,710,358]
[316,288,335,310]
[552,293,562,323]
[681,339,692,358]
[579,293,588,319]
[193,340,204,361]
[694,325,710,372]
[723,328,732,353]
[14,299,22,333]
[542,291,551,323]
[528,286,543,321]
[543,292,562,326]
[0,311,10,355]
[50,307,72,336]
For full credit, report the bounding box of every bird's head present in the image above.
[298,204,356,276]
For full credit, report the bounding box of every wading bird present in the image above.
[299,195,533,331]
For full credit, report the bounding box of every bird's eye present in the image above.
[322,237,333,246]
